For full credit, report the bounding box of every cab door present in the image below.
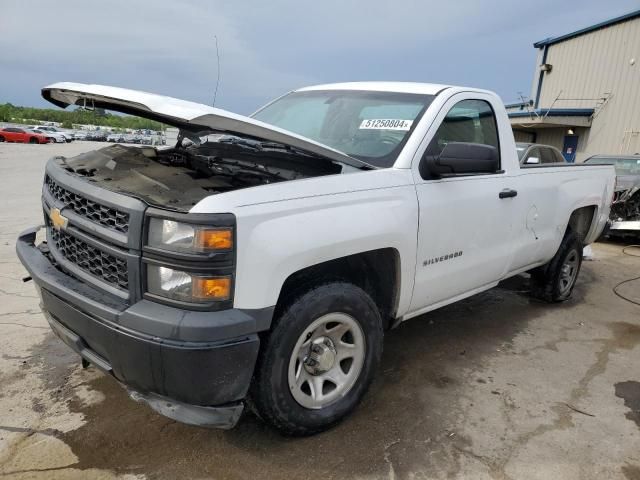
[409,94,517,312]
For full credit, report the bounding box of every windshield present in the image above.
[585,157,640,175]
[251,90,435,168]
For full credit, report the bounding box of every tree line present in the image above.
[0,103,165,131]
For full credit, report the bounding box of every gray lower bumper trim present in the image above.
[128,389,244,429]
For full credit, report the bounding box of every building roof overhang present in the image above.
[508,108,594,129]
[533,9,640,48]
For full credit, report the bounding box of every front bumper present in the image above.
[610,220,640,232]
[17,226,272,429]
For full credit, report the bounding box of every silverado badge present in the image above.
[49,208,68,231]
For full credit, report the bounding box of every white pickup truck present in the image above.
[17,82,615,435]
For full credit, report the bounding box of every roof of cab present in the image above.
[297,82,452,95]
[588,154,640,160]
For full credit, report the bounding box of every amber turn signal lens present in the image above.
[192,276,231,301]
[195,229,233,250]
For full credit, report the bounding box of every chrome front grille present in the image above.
[45,175,130,233]
[49,227,129,290]
[41,161,148,301]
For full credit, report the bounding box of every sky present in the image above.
[1,0,639,115]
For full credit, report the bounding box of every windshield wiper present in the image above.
[217,136,262,151]
[220,136,320,159]
[203,156,285,181]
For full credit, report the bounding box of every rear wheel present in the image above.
[531,230,583,302]
[0,135,4,142]
[29,137,38,144]
[251,282,383,436]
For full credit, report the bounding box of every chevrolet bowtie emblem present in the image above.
[50,208,68,231]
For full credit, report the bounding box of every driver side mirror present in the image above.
[420,142,500,178]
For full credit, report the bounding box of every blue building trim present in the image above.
[533,9,640,48]
[508,108,594,119]
[533,45,548,108]
[504,102,529,109]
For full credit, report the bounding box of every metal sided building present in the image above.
[508,9,640,163]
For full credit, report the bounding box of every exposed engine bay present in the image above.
[54,137,350,211]
[610,183,640,226]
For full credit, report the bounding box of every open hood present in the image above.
[42,82,373,170]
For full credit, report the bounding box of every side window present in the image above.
[552,148,566,163]
[424,99,500,160]
[523,147,541,165]
[540,147,557,164]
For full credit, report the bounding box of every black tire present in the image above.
[251,282,383,436]
[0,135,5,142]
[531,230,583,302]
[29,137,38,144]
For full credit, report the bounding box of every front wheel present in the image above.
[531,230,583,302]
[29,137,38,144]
[251,282,383,436]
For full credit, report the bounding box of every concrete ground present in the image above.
[0,141,639,480]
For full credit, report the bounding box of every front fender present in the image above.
[230,185,418,314]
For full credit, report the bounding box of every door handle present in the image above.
[499,189,518,199]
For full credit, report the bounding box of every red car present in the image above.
[0,127,48,144]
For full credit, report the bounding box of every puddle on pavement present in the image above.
[615,381,640,429]
[19,281,540,479]
[622,463,640,480]
[19,273,632,479]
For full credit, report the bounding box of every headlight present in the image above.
[147,218,233,253]
[147,265,231,302]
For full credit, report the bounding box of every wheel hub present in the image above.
[303,337,337,375]
[288,312,366,410]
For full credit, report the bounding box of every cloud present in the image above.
[1,0,638,113]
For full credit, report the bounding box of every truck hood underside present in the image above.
[41,82,373,170]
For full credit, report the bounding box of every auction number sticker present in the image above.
[359,119,413,131]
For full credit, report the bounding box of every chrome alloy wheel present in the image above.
[559,249,580,294]
[288,313,365,410]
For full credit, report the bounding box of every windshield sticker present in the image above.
[359,119,413,131]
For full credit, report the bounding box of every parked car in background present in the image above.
[516,142,567,166]
[73,131,88,140]
[36,126,74,142]
[0,127,48,144]
[86,131,108,142]
[28,128,66,143]
[584,154,640,235]
[107,133,126,143]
